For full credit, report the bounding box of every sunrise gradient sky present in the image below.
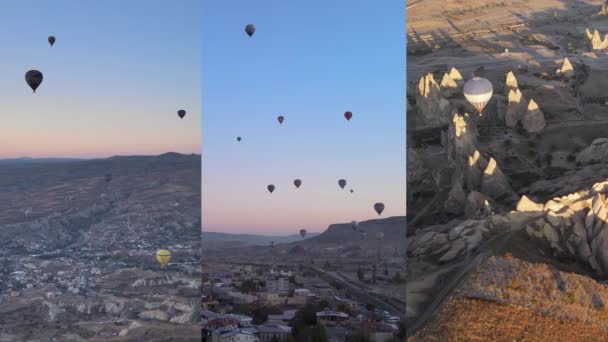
[202,1,406,235]
[0,1,201,159]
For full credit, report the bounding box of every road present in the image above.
[311,267,402,317]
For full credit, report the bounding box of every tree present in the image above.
[365,303,375,312]
[310,324,329,342]
[316,299,330,312]
[392,272,403,283]
[337,302,351,315]
[383,262,389,276]
[270,336,281,342]
[357,266,364,281]
[239,279,257,293]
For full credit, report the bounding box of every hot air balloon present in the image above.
[25,70,43,93]
[463,77,493,114]
[374,202,384,215]
[351,221,358,231]
[294,179,302,189]
[177,110,186,119]
[338,179,347,189]
[267,184,275,193]
[277,116,284,124]
[48,36,56,46]
[245,24,256,37]
[270,241,275,248]
[156,249,171,269]
[105,174,112,183]
[344,111,352,121]
[299,229,307,238]
[237,137,242,142]
[350,189,354,193]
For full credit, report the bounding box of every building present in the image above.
[258,292,284,306]
[266,277,289,295]
[334,296,359,312]
[225,314,253,327]
[360,320,397,342]
[267,309,296,324]
[228,291,257,305]
[257,324,291,342]
[316,311,350,326]
[211,327,258,342]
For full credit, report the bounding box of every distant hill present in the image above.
[0,152,201,254]
[203,216,407,262]
[0,157,83,165]
[202,231,320,248]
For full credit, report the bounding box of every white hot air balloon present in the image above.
[463,77,493,114]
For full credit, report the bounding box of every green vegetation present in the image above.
[239,279,257,293]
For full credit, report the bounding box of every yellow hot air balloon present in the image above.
[156,249,171,270]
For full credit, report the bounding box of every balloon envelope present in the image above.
[245,24,256,37]
[294,179,302,188]
[351,221,358,230]
[374,202,385,215]
[156,249,171,269]
[277,116,284,124]
[299,229,306,238]
[237,137,241,142]
[25,70,43,93]
[177,110,186,119]
[48,36,55,46]
[344,111,352,121]
[267,184,275,193]
[463,77,493,113]
[338,179,347,189]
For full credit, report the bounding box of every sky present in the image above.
[0,1,201,159]
[202,1,406,235]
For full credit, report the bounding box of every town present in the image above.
[202,262,404,342]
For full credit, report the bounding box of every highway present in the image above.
[311,267,402,317]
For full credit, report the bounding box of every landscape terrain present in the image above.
[201,217,406,341]
[407,0,608,340]
[0,153,201,341]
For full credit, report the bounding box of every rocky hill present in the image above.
[407,1,608,337]
[0,153,201,341]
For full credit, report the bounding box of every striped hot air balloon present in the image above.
[463,77,493,114]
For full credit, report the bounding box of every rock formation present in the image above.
[440,72,459,98]
[522,180,608,278]
[447,113,478,168]
[504,71,518,96]
[480,158,515,201]
[445,178,467,215]
[576,138,608,165]
[415,73,453,129]
[586,28,608,50]
[466,150,488,192]
[521,99,546,134]
[505,88,526,128]
[464,191,493,219]
[556,58,574,78]
[449,67,464,87]
[596,2,608,16]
